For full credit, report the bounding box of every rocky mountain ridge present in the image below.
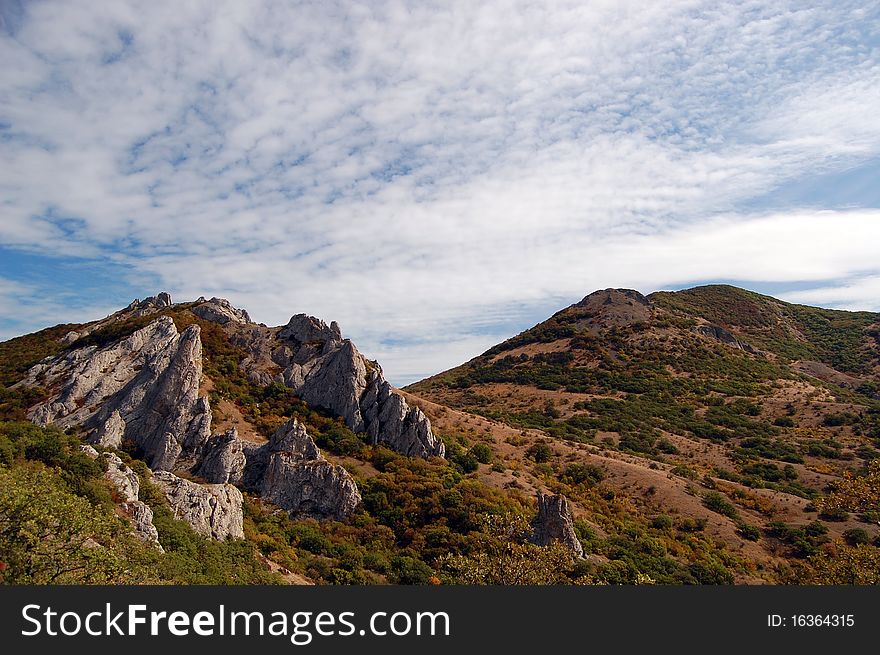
[11,293,440,541]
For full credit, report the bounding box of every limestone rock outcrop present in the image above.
[234,315,445,458]
[125,292,173,317]
[79,445,162,550]
[531,493,584,558]
[152,470,244,540]
[90,410,125,449]
[692,324,761,355]
[196,418,361,520]
[192,297,252,325]
[194,428,247,485]
[257,419,361,520]
[23,316,212,470]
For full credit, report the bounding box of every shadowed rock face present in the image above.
[152,470,244,540]
[197,419,361,521]
[24,316,212,471]
[531,493,584,558]
[195,428,247,485]
[692,324,761,355]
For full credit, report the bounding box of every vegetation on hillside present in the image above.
[3,285,879,585]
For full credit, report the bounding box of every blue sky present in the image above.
[2,1,880,385]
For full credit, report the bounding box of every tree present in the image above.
[0,465,152,584]
[797,542,880,585]
[439,513,582,585]
[815,460,880,517]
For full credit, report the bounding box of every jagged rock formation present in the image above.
[79,445,162,550]
[17,293,434,536]
[126,292,174,317]
[192,297,252,325]
[152,470,244,540]
[531,493,584,558]
[692,324,761,355]
[61,293,175,345]
[23,316,212,471]
[198,419,361,520]
[234,314,445,458]
[195,428,247,485]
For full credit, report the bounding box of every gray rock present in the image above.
[692,325,761,355]
[531,493,584,558]
[24,316,213,471]
[361,372,445,458]
[89,410,126,449]
[262,454,361,521]
[78,445,162,550]
[102,451,140,504]
[129,292,173,315]
[152,470,244,540]
[237,317,444,459]
[128,501,162,550]
[279,314,342,345]
[191,297,251,325]
[195,428,247,485]
[216,418,361,520]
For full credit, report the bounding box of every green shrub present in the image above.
[469,443,493,464]
[703,491,739,519]
[560,463,605,487]
[736,523,761,541]
[651,514,673,530]
[526,443,553,463]
[843,528,871,547]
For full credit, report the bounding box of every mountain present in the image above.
[2,286,879,585]
[405,285,880,581]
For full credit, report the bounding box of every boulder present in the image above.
[191,297,251,325]
[152,470,244,540]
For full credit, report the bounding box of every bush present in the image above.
[823,412,859,427]
[560,463,605,487]
[526,443,553,463]
[651,514,673,530]
[843,528,871,547]
[391,556,434,584]
[703,492,739,519]
[469,443,493,464]
[736,523,761,541]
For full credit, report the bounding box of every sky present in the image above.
[1,0,879,385]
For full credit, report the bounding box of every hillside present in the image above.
[406,286,880,582]
[2,286,880,585]
[0,294,562,585]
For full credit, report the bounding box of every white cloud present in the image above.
[778,276,880,312]
[1,1,879,382]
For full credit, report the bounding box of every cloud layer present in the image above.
[2,1,879,383]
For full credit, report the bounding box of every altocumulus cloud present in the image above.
[1,0,879,384]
